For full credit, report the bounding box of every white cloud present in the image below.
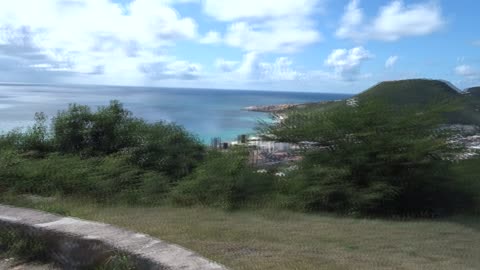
[215,59,239,72]
[0,0,199,82]
[224,20,321,53]
[203,0,323,53]
[140,60,202,80]
[473,40,480,46]
[236,52,261,79]
[258,57,304,81]
[325,47,373,81]
[337,0,444,42]
[336,0,364,40]
[385,56,398,68]
[455,64,479,79]
[219,52,303,81]
[202,0,320,21]
[199,31,221,44]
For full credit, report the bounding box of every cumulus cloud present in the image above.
[0,0,199,82]
[199,31,222,44]
[224,20,320,53]
[325,47,373,81]
[215,59,239,72]
[258,57,304,81]
[336,0,444,42]
[455,64,479,79]
[219,52,303,81]
[385,56,398,68]
[139,60,202,80]
[202,0,320,21]
[203,0,323,53]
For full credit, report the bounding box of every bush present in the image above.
[171,148,275,209]
[0,153,171,204]
[127,122,205,179]
[52,103,93,153]
[0,100,205,204]
[0,113,52,154]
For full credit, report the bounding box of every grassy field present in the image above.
[1,196,479,270]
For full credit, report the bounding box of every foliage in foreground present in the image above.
[171,148,276,209]
[260,101,477,216]
[0,152,171,204]
[1,99,479,217]
[0,100,204,179]
[0,229,49,262]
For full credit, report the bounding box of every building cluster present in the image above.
[210,134,303,166]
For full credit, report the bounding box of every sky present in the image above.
[0,0,478,93]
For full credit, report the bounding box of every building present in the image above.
[210,137,222,149]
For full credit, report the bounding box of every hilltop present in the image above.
[260,79,480,125]
[357,79,460,105]
[465,87,480,97]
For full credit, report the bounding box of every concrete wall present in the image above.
[0,205,228,270]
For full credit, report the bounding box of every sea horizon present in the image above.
[0,83,352,143]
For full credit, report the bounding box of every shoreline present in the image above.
[243,100,340,113]
[242,103,305,113]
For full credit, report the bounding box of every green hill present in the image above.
[297,79,480,125]
[357,79,460,106]
[360,80,480,125]
[465,87,480,98]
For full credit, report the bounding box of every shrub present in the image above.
[0,113,52,154]
[171,148,275,209]
[52,103,93,153]
[127,122,205,179]
[0,153,171,204]
[0,101,205,204]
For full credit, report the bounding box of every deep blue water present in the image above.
[0,84,351,142]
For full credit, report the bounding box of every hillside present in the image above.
[357,79,460,105]
[297,79,480,125]
[465,87,480,98]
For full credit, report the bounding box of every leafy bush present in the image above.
[127,122,205,179]
[0,113,52,155]
[0,152,172,204]
[52,103,93,153]
[171,148,275,209]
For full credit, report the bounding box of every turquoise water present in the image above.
[0,84,351,142]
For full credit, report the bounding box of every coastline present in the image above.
[242,103,306,113]
[242,100,339,113]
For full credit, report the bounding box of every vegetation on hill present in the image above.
[1,79,480,217]
[260,100,476,216]
[0,101,204,204]
[465,86,480,97]
[357,79,459,106]
[299,79,480,125]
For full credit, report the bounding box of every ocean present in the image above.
[0,84,351,143]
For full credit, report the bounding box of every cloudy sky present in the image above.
[0,0,478,93]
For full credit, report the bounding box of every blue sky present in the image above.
[0,0,478,93]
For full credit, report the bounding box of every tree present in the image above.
[260,101,472,216]
[52,103,93,153]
